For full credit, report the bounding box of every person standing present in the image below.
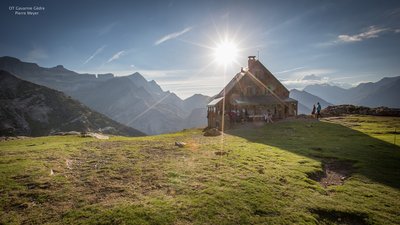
[266,110,273,123]
[316,102,322,119]
[311,104,316,118]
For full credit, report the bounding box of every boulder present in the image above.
[204,128,221,136]
[175,141,186,148]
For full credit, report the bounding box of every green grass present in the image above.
[0,115,399,224]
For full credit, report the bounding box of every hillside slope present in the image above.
[0,70,145,137]
[0,57,211,135]
[304,84,347,105]
[289,89,332,114]
[0,115,399,224]
[357,78,400,108]
[304,76,400,107]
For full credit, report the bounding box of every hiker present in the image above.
[311,104,316,118]
[228,112,233,123]
[266,110,273,123]
[245,109,249,122]
[316,102,322,119]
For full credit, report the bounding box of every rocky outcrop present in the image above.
[203,128,221,136]
[321,105,400,117]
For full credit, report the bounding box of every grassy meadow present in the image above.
[0,115,399,224]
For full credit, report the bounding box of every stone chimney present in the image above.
[248,56,256,70]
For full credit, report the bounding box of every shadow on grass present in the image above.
[226,120,400,189]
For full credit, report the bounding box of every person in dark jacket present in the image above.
[311,104,316,118]
[316,102,322,119]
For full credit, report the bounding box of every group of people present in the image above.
[311,102,322,119]
[226,110,248,123]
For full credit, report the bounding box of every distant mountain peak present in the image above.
[192,93,207,97]
[0,56,38,66]
[127,72,148,82]
[303,76,400,107]
[0,56,41,73]
[0,56,212,135]
[0,56,21,62]
[129,72,144,78]
[184,93,210,101]
[51,65,67,71]
[48,64,77,74]
[290,88,303,93]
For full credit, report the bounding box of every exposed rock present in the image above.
[90,133,109,140]
[322,105,400,117]
[174,141,186,148]
[307,158,354,188]
[52,131,81,136]
[204,128,221,136]
[80,132,109,139]
[0,136,29,141]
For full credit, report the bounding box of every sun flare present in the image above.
[214,40,238,65]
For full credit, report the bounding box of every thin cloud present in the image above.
[282,73,372,90]
[107,50,125,63]
[84,45,106,65]
[317,25,399,47]
[302,74,321,81]
[292,68,335,77]
[281,76,329,90]
[275,66,305,74]
[154,27,192,45]
[280,68,336,89]
[337,26,388,43]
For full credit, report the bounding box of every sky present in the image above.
[1,0,400,99]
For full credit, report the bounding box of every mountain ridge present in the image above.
[304,76,400,108]
[0,56,211,135]
[289,89,333,114]
[0,70,145,137]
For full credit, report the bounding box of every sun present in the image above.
[214,40,238,65]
